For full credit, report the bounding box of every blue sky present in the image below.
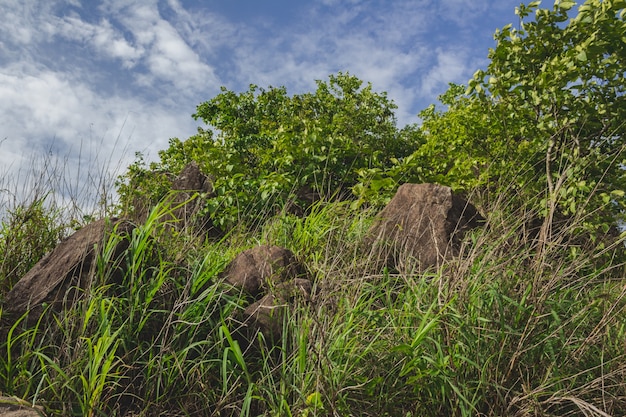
[0,0,526,211]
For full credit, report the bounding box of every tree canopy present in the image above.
[117,0,625,236]
[117,73,418,228]
[395,0,626,234]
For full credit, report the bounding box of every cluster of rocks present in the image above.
[2,161,483,336]
[221,245,311,339]
[0,167,485,412]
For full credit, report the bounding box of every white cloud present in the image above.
[53,14,143,68]
[165,0,238,55]
[143,20,216,91]
[0,62,200,213]
[0,62,197,151]
[225,0,437,124]
[0,0,52,46]
[43,0,220,94]
[107,2,219,94]
[419,48,471,97]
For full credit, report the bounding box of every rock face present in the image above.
[368,183,483,272]
[172,161,212,194]
[222,245,309,339]
[223,245,303,296]
[2,218,134,323]
[0,396,45,417]
[170,162,214,233]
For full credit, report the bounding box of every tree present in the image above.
[398,0,626,237]
[117,73,417,229]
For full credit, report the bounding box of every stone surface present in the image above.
[243,278,312,339]
[170,161,216,234]
[172,161,212,194]
[222,245,302,296]
[0,396,45,416]
[368,183,483,272]
[2,218,134,322]
[222,245,310,340]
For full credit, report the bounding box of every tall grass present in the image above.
[1,149,625,416]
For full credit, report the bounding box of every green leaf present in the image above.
[305,392,324,410]
[558,1,576,11]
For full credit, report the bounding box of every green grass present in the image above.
[1,157,625,416]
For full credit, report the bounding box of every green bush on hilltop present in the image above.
[117,72,420,230]
[396,0,626,236]
[1,1,626,416]
[118,0,626,238]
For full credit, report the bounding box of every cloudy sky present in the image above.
[0,0,525,214]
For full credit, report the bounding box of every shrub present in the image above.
[117,72,419,230]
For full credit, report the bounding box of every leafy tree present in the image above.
[397,0,626,236]
[117,73,418,229]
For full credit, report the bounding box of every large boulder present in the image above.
[2,218,134,323]
[368,183,483,272]
[221,245,310,339]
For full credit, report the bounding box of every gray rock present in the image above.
[222,245,302,296]
[2,218,133,323]
[368,183,483,272]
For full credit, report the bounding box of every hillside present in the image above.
[1,1,625,416]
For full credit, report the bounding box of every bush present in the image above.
[117,72,419,230]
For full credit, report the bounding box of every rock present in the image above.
[128,161,217,236]
[172,161,212,194]
[2,218,134,323]
[244,293,282,339]
[222,245,303,296]
[221,245,310,340]
[0,396,46,416]
[243,278,312,340]
[170,161,216,235]
[368,183,483,272]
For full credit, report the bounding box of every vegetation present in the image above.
[1,1,625,416]
[399,0,626,232]
[117,72,419,229]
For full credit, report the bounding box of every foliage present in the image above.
[397,0,626,234]
[1,188,625,416]
[3,2,626,416]
[0,196,66,294]
[114,152,176,222]
[117,72,418,230]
